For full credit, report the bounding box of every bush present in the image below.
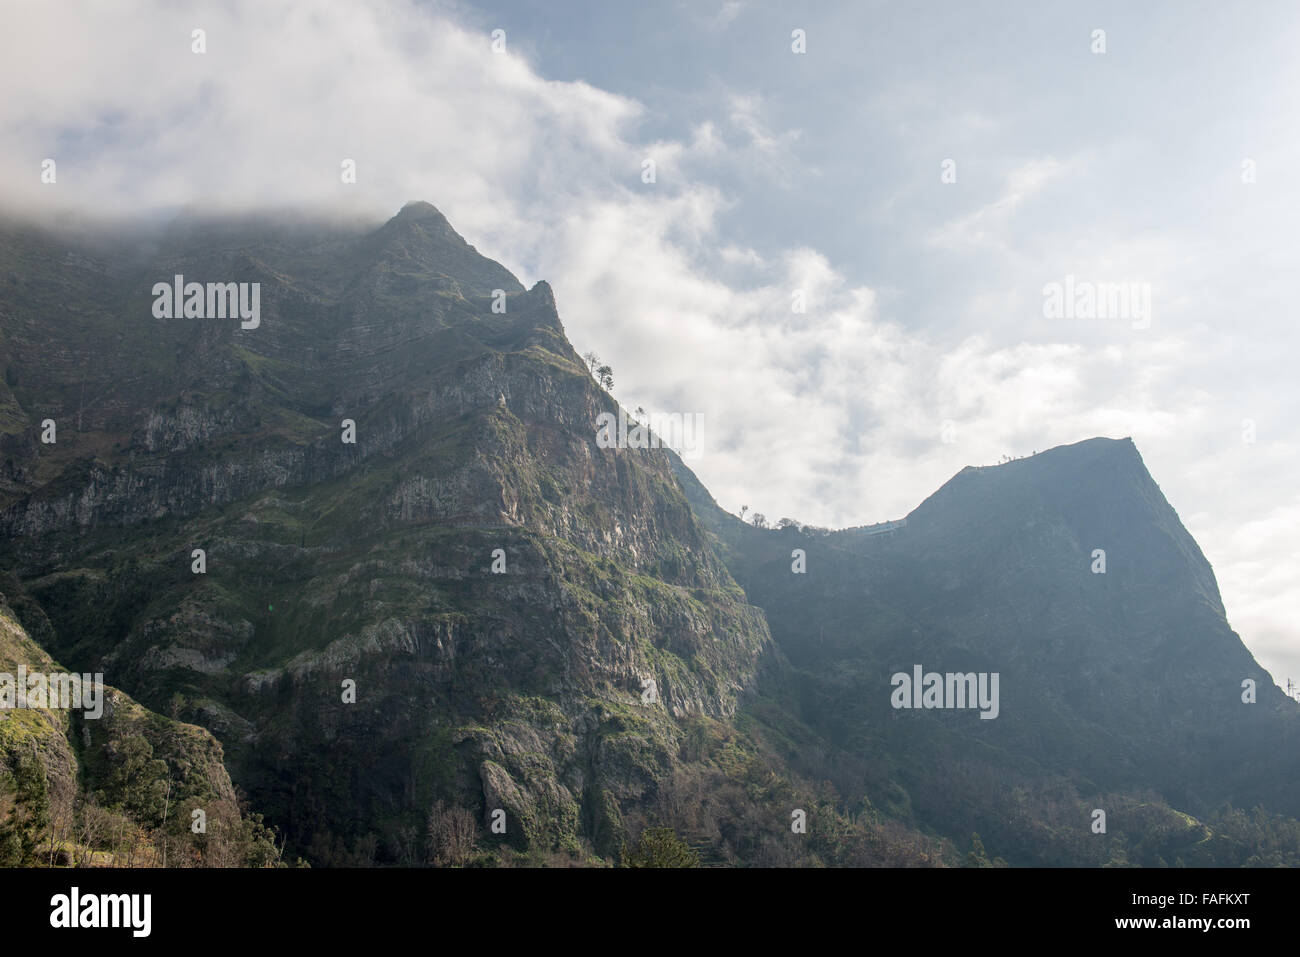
[621,827,699,868]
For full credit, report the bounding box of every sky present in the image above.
[1,0,1297,685]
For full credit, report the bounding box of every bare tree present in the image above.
[46,782,75,867]
[73,801,117,867]
[159,776,171,867]
[426,800,478,867]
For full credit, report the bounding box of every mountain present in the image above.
[0,586,275,866]
[1,202,1297,867]
[0,202,799,865]
[673,437,1300,864]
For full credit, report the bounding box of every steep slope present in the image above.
[674,437,1300,863]
[5,201,1296,868]
[0,203,784,863]
[0,585,269,866]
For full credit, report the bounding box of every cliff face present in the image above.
[0,592,246,865]
[674,436,1300,847]
[3,202,1296,867]
[0,203,776,860]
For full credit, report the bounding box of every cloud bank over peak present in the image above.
[2,0,1297,685]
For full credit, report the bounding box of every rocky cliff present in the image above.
[2,203,1296,867]
[0,202,781,863]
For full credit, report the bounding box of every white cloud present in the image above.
[928,156,1071,253]
[0,0,1295,687]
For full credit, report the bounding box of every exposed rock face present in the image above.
[673,437,1300,849]
[3,203,1295,867]
[0,600,239,833]
[0,204,775,860]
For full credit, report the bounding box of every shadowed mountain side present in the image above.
[1,202,1296,867]
[0,204,810,864]
[671,437,1300,826]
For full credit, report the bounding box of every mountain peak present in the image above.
[367,201,524,296]
[387,200,458,238]
[396,199,449,221]
[979,435,1137,471]
[529,279,555,305]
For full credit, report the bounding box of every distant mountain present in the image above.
[1,204,1296,867]
[673,436,1300,864]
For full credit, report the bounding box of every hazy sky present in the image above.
[2,0,1297,685]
